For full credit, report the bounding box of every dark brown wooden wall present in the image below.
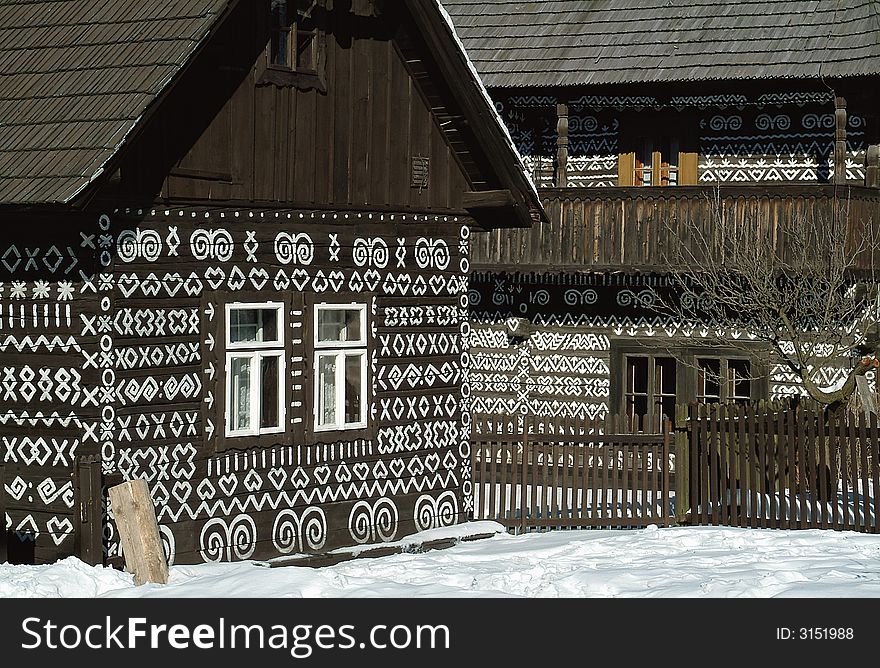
[119,1,471,213]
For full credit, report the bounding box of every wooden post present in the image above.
[834,96,847,185]
[674,403,690,524]
[75,455,104,566]
[108,479,168,585]
[866,144,880,188]
[555,103,569,188]
[0,464,6,563]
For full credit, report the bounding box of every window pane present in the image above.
[230,308,279,344]
[260,355,280,429]
[271,1,291,67]
[729,359,751,401]
[655,357,676,395]
[344,354,363,424]
[296,30,315,70]
[230,357,251,431]
[698,359,721,400]
[317,308,363,343]
[627,395,648,420]
[317,355,337,427]
[626,357,648,394]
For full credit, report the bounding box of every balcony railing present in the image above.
[469,184,880,273]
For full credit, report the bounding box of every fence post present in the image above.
[674,403,690,524]
[75,455,104,566]
[0,464,6,563]
[520,414,529,535]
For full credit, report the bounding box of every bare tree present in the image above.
[656,187,880,409]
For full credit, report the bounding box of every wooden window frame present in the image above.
[312,302,369,433]
[259,0,327,91]
[611,342,769,418]
[303,295,375,443]
[224,302,287,438]
[206,291,298,453]
[696,356,754,405]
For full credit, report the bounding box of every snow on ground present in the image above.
[4,522,880,598]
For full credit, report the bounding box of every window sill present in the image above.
[257,65,326,92]
[308,425,375,444]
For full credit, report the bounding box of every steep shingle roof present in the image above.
[0,0,232,204]
[442,0,880,88]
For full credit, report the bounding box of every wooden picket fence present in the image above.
[470,413,675,531]
[689,403,879,532]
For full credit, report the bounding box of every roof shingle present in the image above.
[0,0,231,204]
[442,0,880,88]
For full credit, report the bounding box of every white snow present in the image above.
[4,522,880,598]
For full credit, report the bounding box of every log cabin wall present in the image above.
[95,205,470,565]
[0,214,102,563]
[468,271,848,421]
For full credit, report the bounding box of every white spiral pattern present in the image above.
[275,232,314,265]
[117,229,162,263]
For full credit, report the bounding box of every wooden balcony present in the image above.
[469,184,880,273]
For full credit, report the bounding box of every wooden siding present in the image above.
[0,215,101,563]
[470,185,880,272]
[114,2,472,214]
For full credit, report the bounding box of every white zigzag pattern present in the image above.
[0,335,80,352]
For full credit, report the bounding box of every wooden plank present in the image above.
[663,421,671,526]
[753,404,765,528]
[552,417,560,523]
[108,479,168,585]
[818,408,829,530]
[471,422,479,520]
[830,412,840,531]
[709,404,720,525]
[785,406,797,530]
[562,414,571,522]
[699,404,709,525]
[850,413,862,530]
[499,427,509,523]
[773,407,783,529]
[727,404,738,526]
[590,416,600,525]
[797,405,807,529]
[642,436,650,523]
[805,408,817,528]
[0,464,6,563]
[521,416,529,532]
[842,413,851,531]
[871,412,880,533]
[859,409,871,532]
[601,415,611,526]
[738,403,750,528]
[488,435,498,522]
[610,414,620,527]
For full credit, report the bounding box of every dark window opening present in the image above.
[270,0,318,72]
[624,355,677,424]
[697,357,752,404]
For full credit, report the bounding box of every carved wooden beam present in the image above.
[834,96,847,185]
[462,189,516,209]
[556,103,569,188]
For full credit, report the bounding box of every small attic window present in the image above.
[270,0,318,73]
[262,0,325,90]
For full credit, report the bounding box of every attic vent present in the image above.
[411,156,429,189]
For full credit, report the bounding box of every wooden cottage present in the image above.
[445,0,880,422]
[0,0,544,565]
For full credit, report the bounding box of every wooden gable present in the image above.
[103,0,485,214]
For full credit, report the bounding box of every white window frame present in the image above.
[313,302,368,432]
[225,302,286,438]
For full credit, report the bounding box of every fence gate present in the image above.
[471,414,675,531]
[687,403,879,533]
